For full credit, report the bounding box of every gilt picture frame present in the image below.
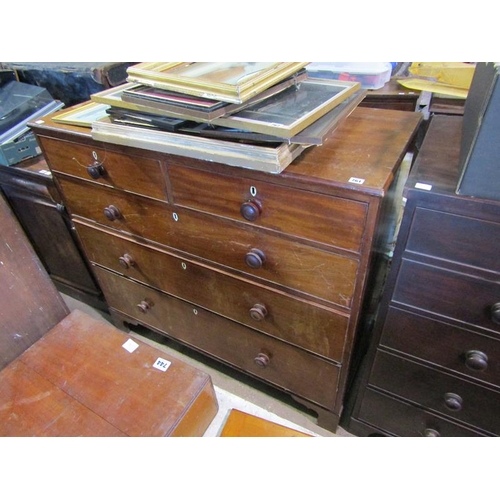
[212,78,361,138]
[126,62,308,103]
[52,102,110,127]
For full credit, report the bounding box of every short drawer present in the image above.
[75,221,349,361]
[59,176,359,306]
[93,266,341,410]
[169,164,368,253]
[394,259,500,334]
[381,307,500,388]
[369,350,500,435]
[357,388,487,437]
[40,136,167,201]
[407,207,500,273]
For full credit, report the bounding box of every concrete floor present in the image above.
[61,293,354,437]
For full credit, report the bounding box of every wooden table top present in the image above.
[0,309,218,437]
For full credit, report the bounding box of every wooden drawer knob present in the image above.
[444,392,463,411]
[103,205,122,221]
[424,428,440,437]
[254,352,270,368]
[490,302,500,324]
[245,248,266,269]
[86,160,105,179]
[137,300,152,314]
[118,253,135,269]
[240,200,262,222]
[249,303,268,321]
[464,350,488,371]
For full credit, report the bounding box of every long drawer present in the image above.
[41,137,167,201]
[357,388,487,437]
[168,164,367,253]
[59,176,359,306]
[369,350,500,434]
[92,266,341,410]
[75,221,349,361]
[406,207,500,273]
[394,259,500,334]
[381,307,500,388]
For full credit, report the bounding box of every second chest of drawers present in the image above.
[344,115,500,437]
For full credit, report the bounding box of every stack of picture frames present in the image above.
[53,62,366,174]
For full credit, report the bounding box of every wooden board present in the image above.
[219,409,313,437]
[0,193,69,371]
[0,309,218,436]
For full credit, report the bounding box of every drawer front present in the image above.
[93,267,340,410]
[41,137,167,201]
[357,388,486,437]
[381,307,500,388]
[370,350,500,434]
[407,207,500,273]
[59,176,359,306]
[75,221,349,361]
[169,164,367,253]
[394,259,500,334]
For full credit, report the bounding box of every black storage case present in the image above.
[2,62,136,106]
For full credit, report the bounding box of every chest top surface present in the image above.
[30,105,422,198]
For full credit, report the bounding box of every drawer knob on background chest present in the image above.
[490,302,500,324]
[118,253,135,269]
[444,392,463,411]
[240,200,262,221]
[103,205,122,221]
[249,303,268,321]
[464,350,489,371]
[86,161,105,179]
[254,352,271,368]
[245,248,266,269]
[423,428,441,437]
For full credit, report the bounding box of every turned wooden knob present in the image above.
[424,428,440,437]
[118,253,135,269]
[249,303,268,321]
[464,350,488,371]
[490,303,500,324]
[254,352,270,368]
[444,392,463,411]
[136,300,152,314]
[103,205,122,221]
[245,248,266,269]
[240,200,262,221]
[86,160,105,179]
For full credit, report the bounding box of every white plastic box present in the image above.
[306,62,393,90]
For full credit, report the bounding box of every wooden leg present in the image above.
[109,309,133,332]
[291,395,340,433]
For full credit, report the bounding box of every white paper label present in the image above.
[415,182,432,191]
[122,339,139,353]
[153,357,171,372]
[348,177,365,185]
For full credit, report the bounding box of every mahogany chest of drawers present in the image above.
[30,106,420,431]
[344,115,500,437]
